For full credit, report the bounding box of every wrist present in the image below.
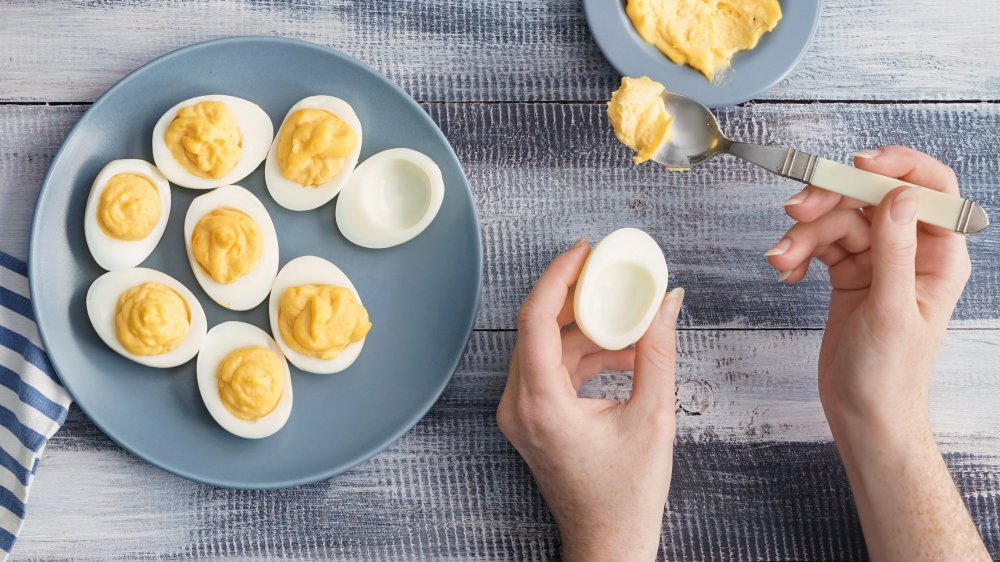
[559,512,663,562]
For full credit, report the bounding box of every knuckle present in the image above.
[884,239,916,264]
[516,302,537,332]
[495,404,514,436]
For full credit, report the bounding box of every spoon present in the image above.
[652,92,989,234]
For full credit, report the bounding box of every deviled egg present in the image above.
[269,256,371,374]
[86,268,207,368]
[197,321,292,439]
[152,95,273,190]
[264,96,363,211]
[84,159,171,270]
[573,228,669,350]
[335,148,444,249]
[183,185,279,311]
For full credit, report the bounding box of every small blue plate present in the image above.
[584,1,822,107]
[29,37,482,489]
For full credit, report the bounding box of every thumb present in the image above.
[629,287,684,413]
[869,186,920,311]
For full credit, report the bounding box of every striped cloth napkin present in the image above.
[0,250,72,558]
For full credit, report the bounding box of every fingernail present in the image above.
[891,187,920,225]
[781,188,809,207]
[851,149,881,160]
[764,237,792,257]
[662,287,685,323]
[777,270,792,282]
[573,237,589,249]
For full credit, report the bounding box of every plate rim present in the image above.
[583,0,823,108]
[28,35,483,490]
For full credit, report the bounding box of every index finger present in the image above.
[515,239,590,395]
[852,145,960,196]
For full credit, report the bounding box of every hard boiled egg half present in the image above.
[152,95,273,190]
[264,96,363,211]
[197,321,293,439]
[183,185,279,311]
[573,228,669,350]
[269,256,372,374]
[335,148,445,249]
[84,159,171,270]
[86,268,207,368]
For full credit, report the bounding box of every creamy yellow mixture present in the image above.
[191,208,263,284]
[608,76,673,164]
[217,346,283,420]
[115,282,190,356]
[278,284,371,359]
[626,0,782,80]
[164,101,243,178]
[97,173,160,240]
[277,109,357,187]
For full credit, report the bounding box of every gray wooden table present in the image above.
[2,1,999,560]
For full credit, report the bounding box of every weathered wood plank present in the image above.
[15,330,1000,560]
[1,0,998,103]
[3,103,998,329]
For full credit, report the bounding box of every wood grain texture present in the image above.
[1,0,999,103]
[4,102,999,330]
[14,330,1000,560]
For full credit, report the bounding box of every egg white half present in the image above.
[335,148,444,249]
[268,256,367,374]
[86,267,207,368]
[183,184,279,311]
[573,228,669,351]
[84,159,171,270]
[152,95,274,190]
[264,96,363,211]
[196,321,293,439]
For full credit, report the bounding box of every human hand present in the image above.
[765,146,971,436]
[766,148,989,560]
[497,239,685,562]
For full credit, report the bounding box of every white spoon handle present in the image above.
[808,158,986,234]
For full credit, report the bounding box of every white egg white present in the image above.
[335,148,444,249]
[152,95,273,190]
[264,96,363,211]
[196,321,293,439]
[86,268,207,368]
[84,159,171,270]
[183,185,279,311]
[268,256,367,374]
[573,228,669,351]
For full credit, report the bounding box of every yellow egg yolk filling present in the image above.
[192,208,263,284]
[115,282,190,356]
[608,76,673,164]
[97,173,160,241]
[278,285,371,360]
[277,109,357,187]
[217,346,283,421]
[164,101,243,179]
[626,0,782,80]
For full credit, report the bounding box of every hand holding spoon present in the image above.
[652,92,989,234]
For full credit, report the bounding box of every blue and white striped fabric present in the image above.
[0,250,72,558]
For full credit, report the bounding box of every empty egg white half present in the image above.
[152,95,274,190]
[335,148,444,249]
[86,267,207,368]
[268,256,366,374]
[84,159,171,270]
[573,228,669,350]
[196,321,293,439]
[264,96,363,211]
[183,184,280,311]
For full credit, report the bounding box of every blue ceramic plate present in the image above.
[584,0,822,107]
[29,37,482,489]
